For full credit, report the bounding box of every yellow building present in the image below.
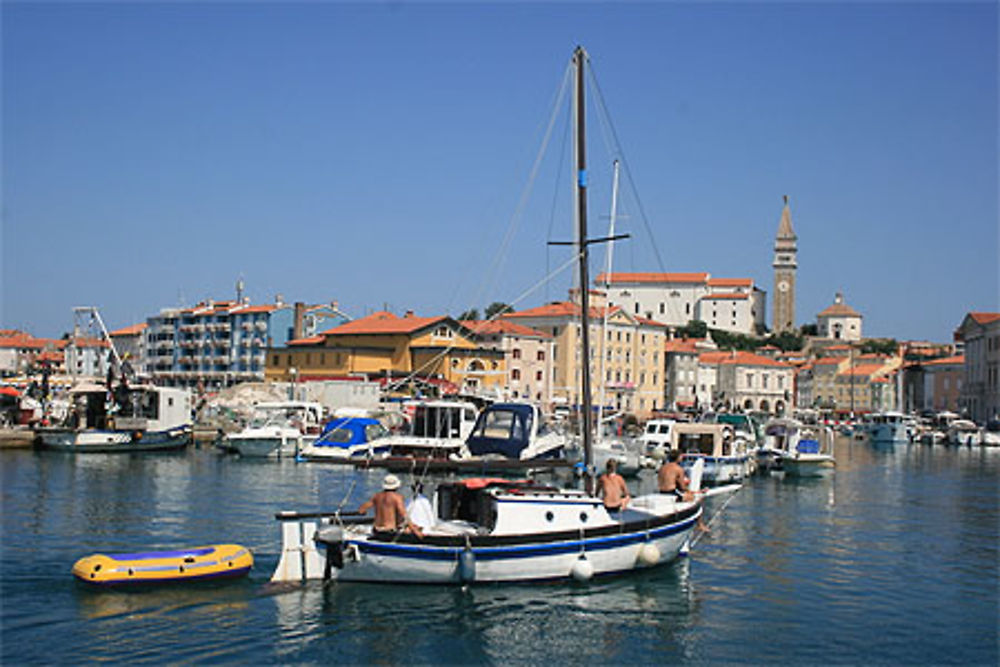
[266,311,505,394]
[504,290,667,419]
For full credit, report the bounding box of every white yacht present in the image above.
[223,401,324,458]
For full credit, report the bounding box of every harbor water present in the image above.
[1,438,997,665]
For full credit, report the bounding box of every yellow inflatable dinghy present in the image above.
[72,544,252,585]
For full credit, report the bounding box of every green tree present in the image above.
[765,330,804,352]
[456,308,479,321]
[860,338,898,356]
[485,302,512,320]
[676,319,708,339]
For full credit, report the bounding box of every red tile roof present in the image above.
[0,333,67,350]
[970,312,1000,325]
[922,355,964,367]
[110,323,147,336]
[818,302,861,317]
[664,339,699,354]
[707,278,753,288]
[594,272,709,285]
[288,336,325,346]
[716,351,791,368]
[321,311,450,336]
[701,292,748,300]
[461,320,552,338]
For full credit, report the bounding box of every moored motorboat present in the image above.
[673,422,751,485]
[73,544,252,585]
[223,401,324,458]
[297,416,391,462]
[36,383,192,453]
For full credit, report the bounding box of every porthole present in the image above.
[545,511,554,522]
[580,512,589,523]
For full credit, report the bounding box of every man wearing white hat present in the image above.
[358,474,423,538]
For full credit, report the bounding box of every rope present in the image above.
[690,486,741,548]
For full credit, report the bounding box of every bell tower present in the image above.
[772,196,797,333]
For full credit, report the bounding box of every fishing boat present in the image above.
[223,401,324,458]
[779,428,836,477]
[72,544,252,586]
[760,417,835,475]
[640,418,679,462]
[36,383,192,453]
[270,46,704,585]
[673,422,752,485]
[868,411,910,445]
[379,399,480,458]
[297,416,391,462]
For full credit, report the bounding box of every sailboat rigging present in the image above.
[271,46,700,585]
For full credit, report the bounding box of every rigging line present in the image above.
[587,60,670,276]
[466,62,573,317]
[545,95,573,306]
[690,486,741,548]
[383,251,583,394]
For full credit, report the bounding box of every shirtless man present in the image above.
[598,459,631,512]
[358,474,423,538]
[658,449,695,502]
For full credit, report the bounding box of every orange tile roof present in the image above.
[707,278,752,287]
[70,336,110,348]
[922,355,964,367]
[0,334,67,350]
[664,339,699,354]
[818,302,861,317]
[698,351,731,364]
[594,272,709,285]
[716,351,790,368]
[288,335,325,346]
[110,323,147,336]
[506,301,622,321]
[701,292,748,300]
[321,311,450,336]
[970,312,1000,325]
[461,320,552,338]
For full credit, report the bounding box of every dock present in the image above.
[0,428,37,449]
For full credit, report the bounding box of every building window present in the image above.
[659,303,665,314]
[537,350,545,361]
[512,369,521,381]
[746,373,754,388]
[512,348,522,360]
[634,303,640,314]
[536,370,543,381]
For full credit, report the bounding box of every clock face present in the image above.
[778,280,789,293]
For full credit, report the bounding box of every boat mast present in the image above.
[596,159,621,435]
[573,45,594,473]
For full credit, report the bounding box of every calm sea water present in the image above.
[2,438,997,665]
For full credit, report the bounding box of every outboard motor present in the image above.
[315,524,345,580]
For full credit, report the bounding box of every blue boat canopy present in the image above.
[315,417,382,448]
[465,403,535,458]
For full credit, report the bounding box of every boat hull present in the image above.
[228,434,313,458]
[275,498,700,584]
[682,455,750,485]
[782,455,835,477]
[72,544,252,586]
[36,426,191,453]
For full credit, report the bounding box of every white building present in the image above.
[701,350,795,415]
[817,292,863,342]
[594,272,766,335]
[955,312,1000,422]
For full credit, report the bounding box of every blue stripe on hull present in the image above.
[351,516,697,562]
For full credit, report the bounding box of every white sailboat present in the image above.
[270,46,702,585]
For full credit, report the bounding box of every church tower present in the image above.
[772,196,798,333]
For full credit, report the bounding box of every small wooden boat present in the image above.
[72,544,252,585]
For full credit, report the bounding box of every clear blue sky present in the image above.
[3,2,997,343]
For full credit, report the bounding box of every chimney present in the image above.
[293,302,306,339]
[404,310,414,318]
